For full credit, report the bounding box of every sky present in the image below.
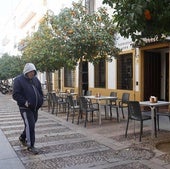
[0,0,20,27]
[0,0,20,44]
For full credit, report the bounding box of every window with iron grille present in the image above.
[117,53,133,90]
[64,68,74,87]
[94,59,106,88]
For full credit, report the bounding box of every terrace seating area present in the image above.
[43,90,170,142]
[44,90,130,126]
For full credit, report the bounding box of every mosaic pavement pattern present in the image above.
[0,94,169,169]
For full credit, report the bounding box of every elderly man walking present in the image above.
[12,63,43,155]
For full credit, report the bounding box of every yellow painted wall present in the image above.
[53,41,170,103]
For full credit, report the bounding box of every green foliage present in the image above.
[0,53,24,80]
[103,0,170,45]
[22,11,66,72]
[22,1,119,70]
[50,1,119,65]
[21,1,119,94]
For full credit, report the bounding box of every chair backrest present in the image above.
[110,92,117,97]
[122,93,130,103]
[67,95,75,107]
[51,93,59,103]
[47,92,53,107]
[85,90,92,96]
[79,96,89,110]
[128,101,142,119]
[110,92,117,103]
[70,89,74,93]
[47,92,52,101]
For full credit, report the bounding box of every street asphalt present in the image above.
[1,93,170,169]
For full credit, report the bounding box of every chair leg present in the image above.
[66,103,68,112]
[116,107,119,122]
[55,103,58,116]
[63,104,66,113]
[121,107,125,119]
[64,103,67,113]
[139,121,143,142]
[48,100,51,112]
[72,110,75,123]
[110,107,113,120]
[51,102,55,114]
[77,110,81,125]
[58,104,61,112]
[92,111,94,122]
[156,115,159,131]
[85,111,88,127]
[67,105,70,113]
[154,116,157,137]
[66,109,69,121]
[110,106,112,120]
[104,105,107,119]
[125,118,129,138]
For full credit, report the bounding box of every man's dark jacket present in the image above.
[12,74,44,110]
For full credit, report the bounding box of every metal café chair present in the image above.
[85,90,92,96]
[156,111,170,131]
[70,89,75,93]
[125,101,151,142]
[66,95,80,123]
[104,92,119,121]
[118,93,130,119]
[51,93,67,115]
[78,96,99,127]
[46,92,53,113]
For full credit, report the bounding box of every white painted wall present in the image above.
[89,63,94,88]
[108,58,117,89]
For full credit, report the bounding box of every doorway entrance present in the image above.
[165,53,169,101]
[82,61,89,95]
[143,51,169,101]
[144,51,161,101]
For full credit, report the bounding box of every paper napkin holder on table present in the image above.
[149,96,157,103]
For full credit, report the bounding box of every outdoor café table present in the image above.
[58,92,78,98]
[140,101,170,138]
[58,92,78,96]
[58,92,78,105]
[84,95,117,126]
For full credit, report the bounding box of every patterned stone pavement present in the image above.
[1,93,170,169]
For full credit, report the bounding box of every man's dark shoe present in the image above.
[27,146,39,155]
[19,136,27,146]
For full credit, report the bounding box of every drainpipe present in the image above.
[169,45,170,111]
[134,47,140,101]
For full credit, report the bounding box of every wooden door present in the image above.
[144,51,161,101]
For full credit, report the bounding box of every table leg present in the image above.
[105,100,109,119]
[98,100,101,126]
[150,106,157,138]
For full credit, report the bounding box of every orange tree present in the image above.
[22,11,69,92]
[50,1,119,95]
[103,0,170,45]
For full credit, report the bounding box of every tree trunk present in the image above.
[78,58,83,97]
[46,71,52,93]
[46,71,52,112]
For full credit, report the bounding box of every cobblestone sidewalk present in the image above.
[0,93,170,169]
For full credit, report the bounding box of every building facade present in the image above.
[1,0,170,102]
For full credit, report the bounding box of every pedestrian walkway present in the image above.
[1,93,170,169]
